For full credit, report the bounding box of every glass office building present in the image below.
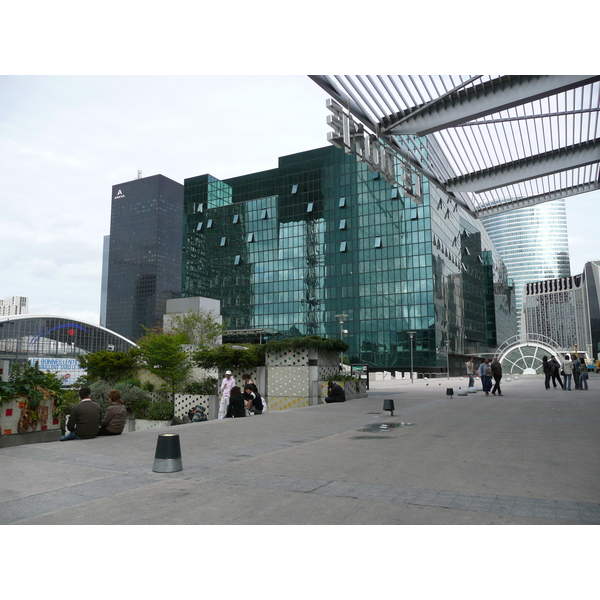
[182,146,516,372]
[105,175,184,342]
[481,200,570,338]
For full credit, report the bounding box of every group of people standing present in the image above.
[465,354,591,394]
[465,357,503,397]
[543,354,589,391]
[219,371,267,419]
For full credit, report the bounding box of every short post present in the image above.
[383,399,395,416]
[152,433,183,473]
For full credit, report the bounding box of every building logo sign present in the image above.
[326,99,422,201]
[114,189,125,199]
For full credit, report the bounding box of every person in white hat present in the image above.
[219,371,236,419]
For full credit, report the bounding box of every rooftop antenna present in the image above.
[137,170,143,179]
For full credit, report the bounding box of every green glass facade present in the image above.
[182,146,516,372]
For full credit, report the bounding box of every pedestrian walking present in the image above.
[490,356,503,396]
[465,358,475,388]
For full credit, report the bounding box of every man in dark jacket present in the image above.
[324,382,346,403]
[490,356,503,396]
[61,387,102,440]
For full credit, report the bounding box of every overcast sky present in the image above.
[1,74,598,325]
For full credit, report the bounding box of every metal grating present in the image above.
[309,75,600,218]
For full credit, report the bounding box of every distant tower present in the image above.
[0,296,28,316]
[105,174,184,341]
[99,235,110,327]
[481,199,571,338]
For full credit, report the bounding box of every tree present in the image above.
[166,309,226,348]
[194,343,266,371]
[137,329,192,400]
[76,348,142,384]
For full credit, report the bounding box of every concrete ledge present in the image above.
[0,429,62,448]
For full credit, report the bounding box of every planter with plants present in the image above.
[0,362,68,439]
[134,399,175,432]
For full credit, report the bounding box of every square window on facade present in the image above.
[220,237,227,246]
[233,214,239,224]
[373,171,380,180]
[261,209,268,220]
[374,237,382,248]
[207,219,213,228]
[307,202,314,213]
[247,232,255,243]
[339,197,346,207]
[340,241,347,252]
[391,188,399,199]
[339,219,347,230]
[197,203,203,213]
[234,255,241,265]
[291,184,298,194]
[196,222,203,231]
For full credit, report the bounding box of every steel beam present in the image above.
[474,181,600,218]
[445,139,600,193]
[381,75,600,136]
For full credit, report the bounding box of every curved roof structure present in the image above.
[309,75,600,218]
[0,314,137,361]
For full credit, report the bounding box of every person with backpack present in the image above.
[549,356,563,390]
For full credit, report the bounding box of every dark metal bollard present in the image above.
[383,399,395,416]
[446,388,454,398]
[152,433,183,473]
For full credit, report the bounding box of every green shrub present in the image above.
[146,401,174,421]
[89,381,112,411]
[89,381,152,414]
[130,398,150,419]
[265,336,348,353]
[184,377,218,395]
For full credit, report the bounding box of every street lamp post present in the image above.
[335,314,348,368]
[407,331,416,383]
[445,340,450,380]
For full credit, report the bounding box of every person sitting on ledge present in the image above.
[61,387,102,441]
[324,381,346,403]
[97,389,126,436]
[226,386,247,418]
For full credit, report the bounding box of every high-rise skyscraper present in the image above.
[105,174,184,342]
[481,199,571,338]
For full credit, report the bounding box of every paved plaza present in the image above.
[1,374,599,525]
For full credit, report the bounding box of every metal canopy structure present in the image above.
[309,75,600,218]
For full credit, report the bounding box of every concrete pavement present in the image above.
[1,374,599,525]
